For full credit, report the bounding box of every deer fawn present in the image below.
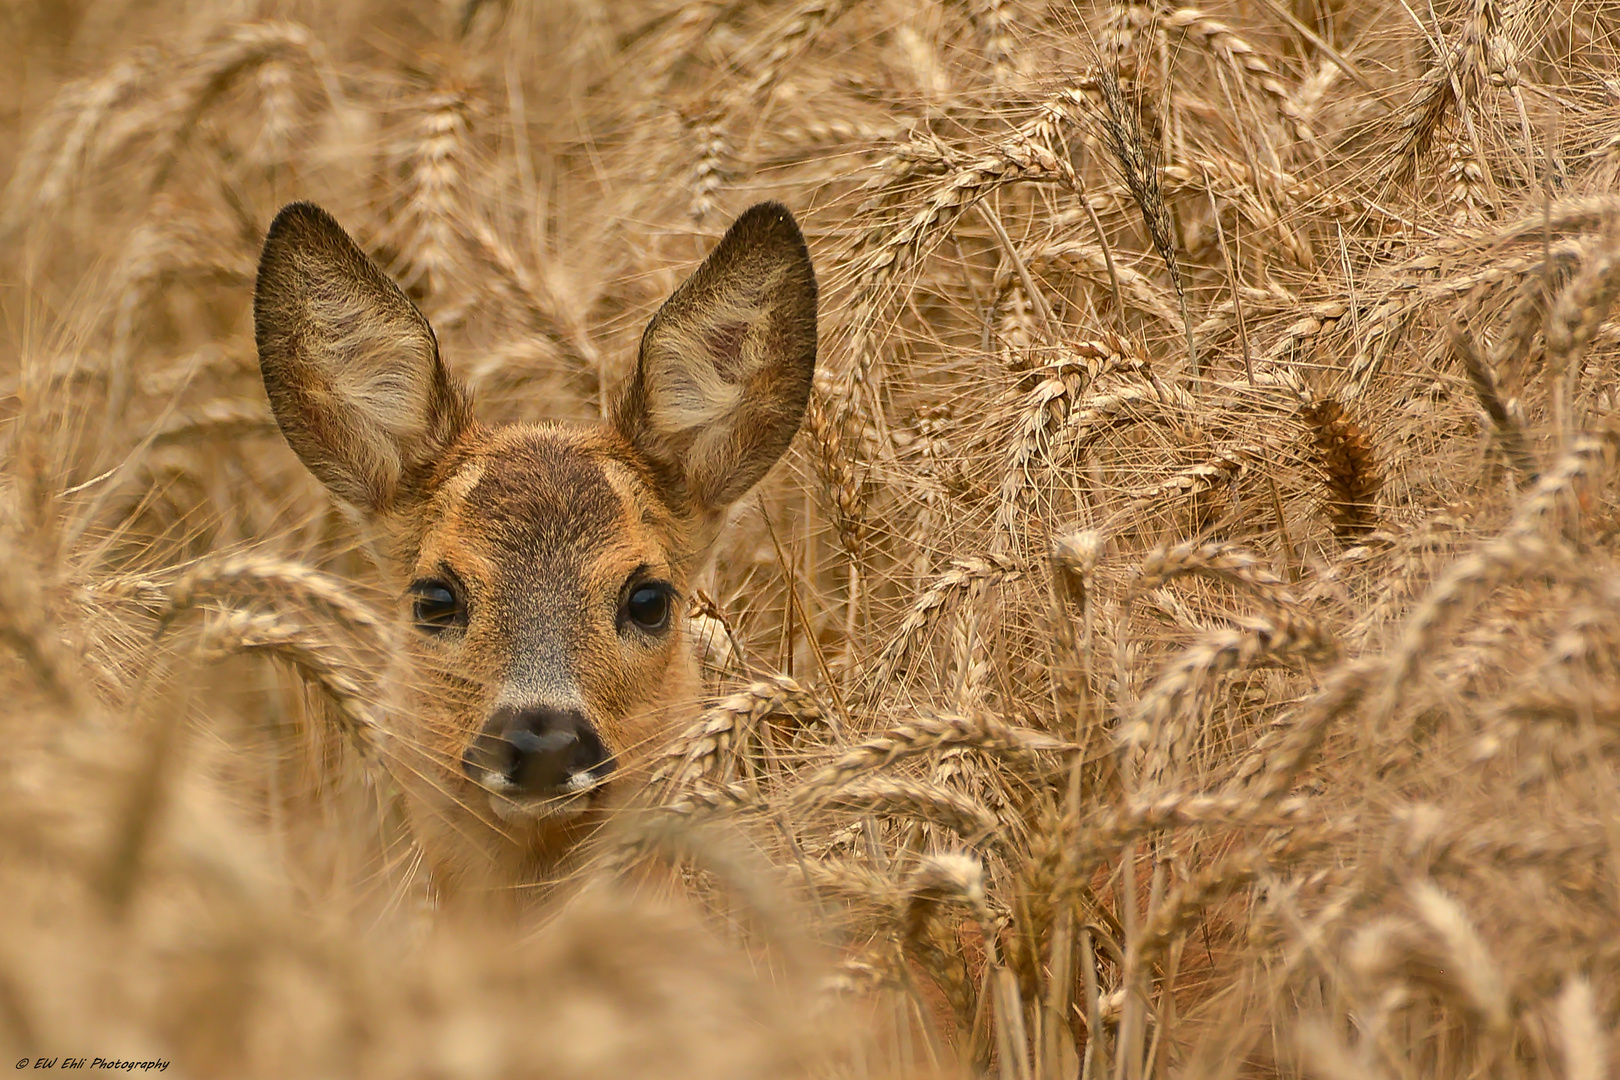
[253,201,816,894]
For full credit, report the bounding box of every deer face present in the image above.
[252,201,816,889]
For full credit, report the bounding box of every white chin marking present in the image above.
[489,793,590,824]
[473,768,607,823]
[482,779,605,824]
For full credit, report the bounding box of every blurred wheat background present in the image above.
[2,0,1620,1076]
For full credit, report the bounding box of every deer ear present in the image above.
[254,202,471,514]
[614,202,817,533]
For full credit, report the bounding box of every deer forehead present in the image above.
[417,427,684,611]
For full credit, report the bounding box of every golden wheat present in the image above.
[6,0,1620,1075]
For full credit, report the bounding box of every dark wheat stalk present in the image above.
[1300,397,1382,539]
[1096,68,1197,381]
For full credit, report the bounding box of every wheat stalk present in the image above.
[1130,539,1301,611]
[192,608,385,761]
[1001,370,1196,546]
[647,676,827,802]
[807,775,1001,843]
[1014,241,1178,325]
[744,0,852,102]
[382,78,479,299]
[0,47,160,234]
[1121,447,1248,511]
[0,548,95,715]
[1160,9,1317,143]
[1444,139,1494,227]
[149,20,345,193]
[1449,321,1538,482]
[684,111,733,222]
[1382,0,1511,183]
[149,400,279,448]
[1343,240,1604,391]
[1546,233,1620,439]
[1095,68,1197,378]
[1375,435,1614,728]
[852,130,1072,304]
[1348,882,1511,1033]
[792,711,1070,807]
[1119,607,1333,790]
[1127,828,1342,971]
[802,386,865,559]
[760,116,903,156]
[863,554,1021,698]
[153,552,395,649]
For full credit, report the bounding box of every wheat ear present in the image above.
[154,553,396,652]
[193,608,385,761]
[863,554,1021,700]
[1130,540,1301,611]
[1374,435,1614,729]
[806,775,1001,844]
[1300,397,1382,539]
[647,676,827,801]
[802,388,865,559]
[1448,321,1538,482]
[1160,8,1318,146]
[1119,607,1333,791]
[1096,69,1196,379]
[1546,234,1620,440]
[792,712,1071,808]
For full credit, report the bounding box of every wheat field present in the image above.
[2,0,1619,1076]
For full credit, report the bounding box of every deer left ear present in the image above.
[254,201,472,515]
[613,202,817,532]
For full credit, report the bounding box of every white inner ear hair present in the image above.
[316,289,441,445]
[643,293,771,437]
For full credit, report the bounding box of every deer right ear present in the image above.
[613,202,817,539]
[254,202,471,515]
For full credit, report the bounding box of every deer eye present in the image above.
[410,578,465,634]
[622,582,673,633]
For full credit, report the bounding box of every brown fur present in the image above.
[253,201,817,894]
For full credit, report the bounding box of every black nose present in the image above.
[462,706,614,794]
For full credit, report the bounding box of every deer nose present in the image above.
[462,706,614,794]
